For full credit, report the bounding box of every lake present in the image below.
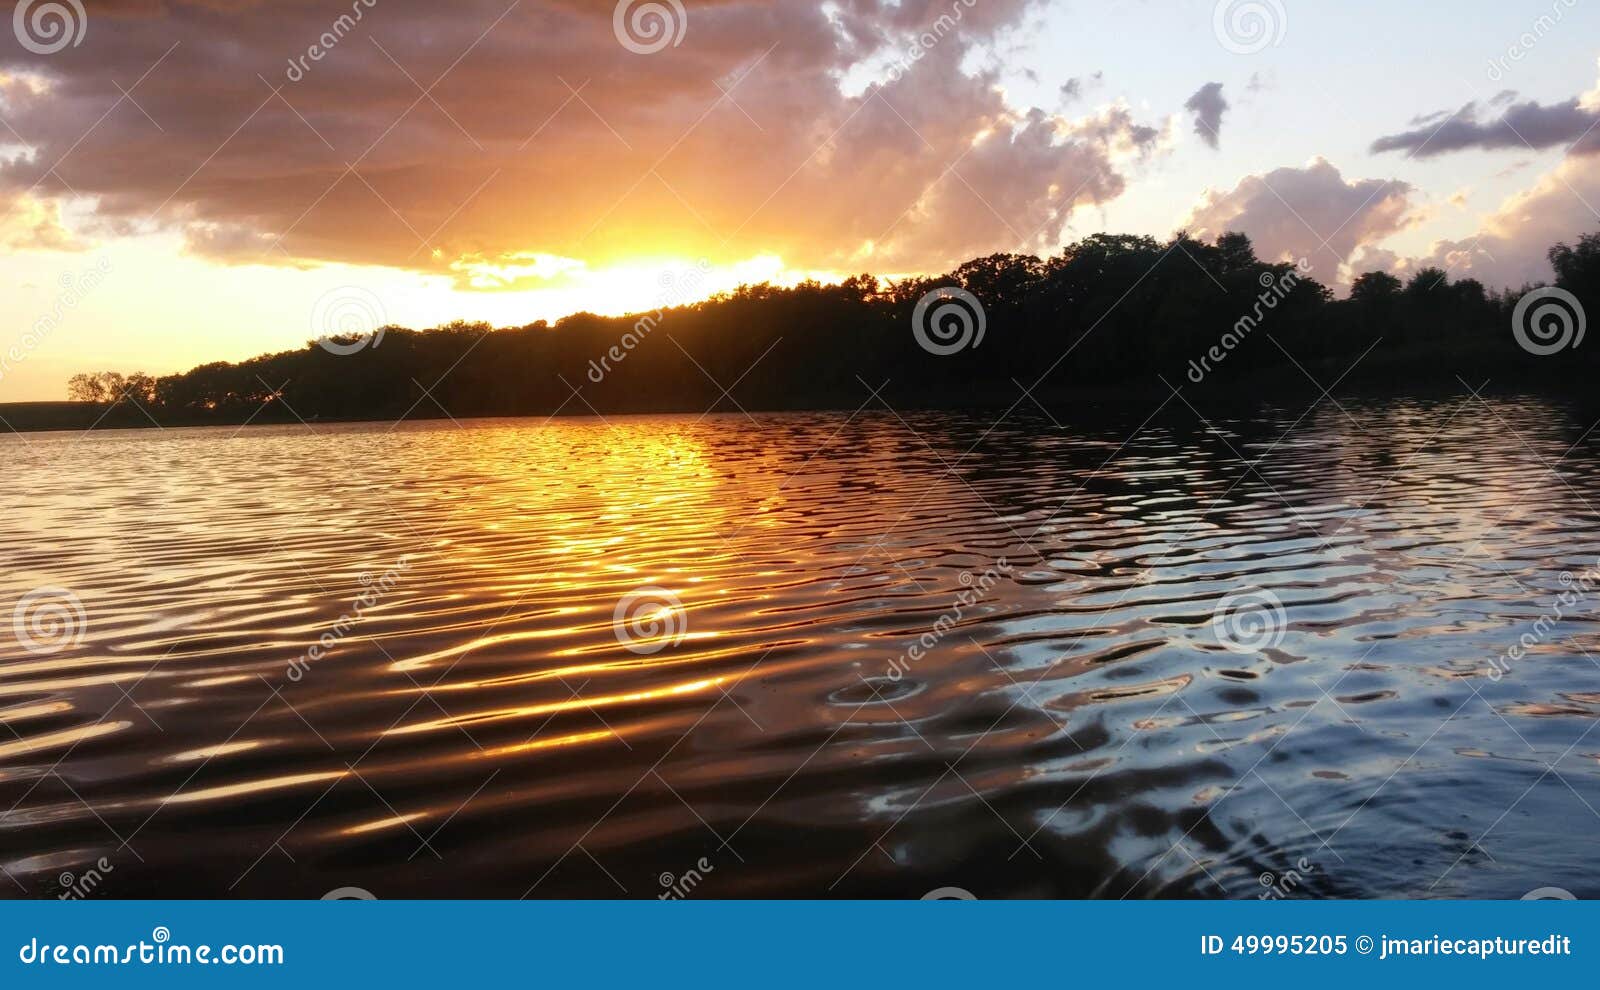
[3,395,1599,899]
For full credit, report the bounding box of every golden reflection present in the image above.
[0,722,127,760]
[341,811,429,836]
[380,420,799,748]
[183,674,259,688]
[387,622,726,674]
[5,397,1595,898]
[161,740,262,764]
[476,727,618,758]
[0,700,73,725]
[0,671,148,699]
[410,638,803,693]
[163,771,348,806]
[384,677,727,737]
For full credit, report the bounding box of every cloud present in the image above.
[1372,97,1600,158]
[0,193,85,251]
[1183,82,1227,150]
[1182,158,1417,279]
[1059,70,1102,104]
[0,0,1166,284]
[1394,156,1600,289]
[1373,65,1600,160]
[1357,62,1600,289]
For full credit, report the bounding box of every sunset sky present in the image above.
[3,0,1600,400]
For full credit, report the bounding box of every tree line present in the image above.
[64,230,1600,425]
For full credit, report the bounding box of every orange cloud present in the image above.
[0,0,1165,286]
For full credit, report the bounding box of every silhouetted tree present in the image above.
[1550,233,1600,288]
[1216,231,1257,274]
[62,228,1599,426]
[1349,271,1402,306]
[68,371,158,405]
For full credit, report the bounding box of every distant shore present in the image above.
[4,356,1592,436]
[32,231,1599,436]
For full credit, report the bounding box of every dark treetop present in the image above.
[49,230,1600,430]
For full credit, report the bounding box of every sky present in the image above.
[2,0,1600,400]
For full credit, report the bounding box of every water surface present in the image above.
[3,396,1600,898]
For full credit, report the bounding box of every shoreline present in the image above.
[3,372,1591,436]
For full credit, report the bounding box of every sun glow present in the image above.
[0,234,851,402]
[444,251,849,314]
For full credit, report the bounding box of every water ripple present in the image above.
[3,397,1600,898]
